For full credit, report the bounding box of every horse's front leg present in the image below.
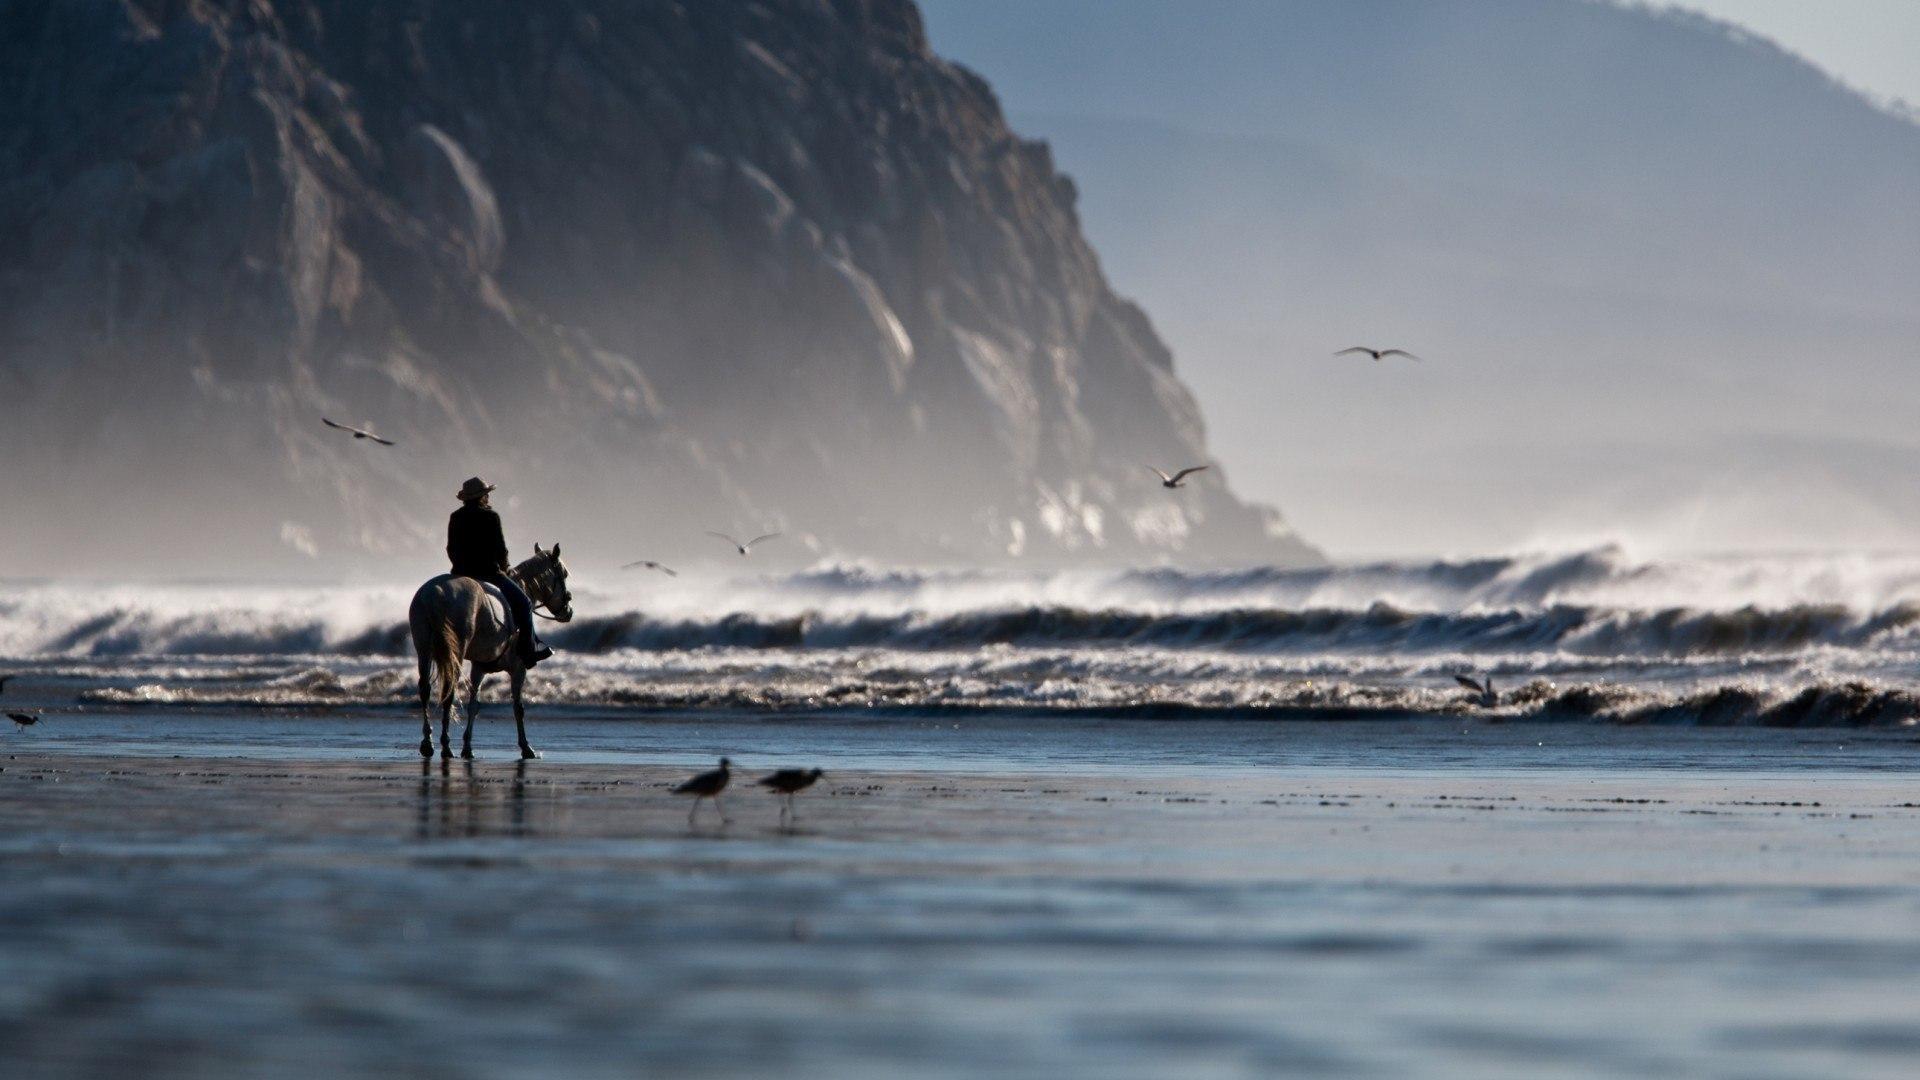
[511,668,539,760]
[462,671,487,760]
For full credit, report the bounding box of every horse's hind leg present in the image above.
[511,668,539,760]
[439,675,458,760]
[462,672,487,760]
[417,654,434,758]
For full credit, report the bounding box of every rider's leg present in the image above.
[489,574,549,665]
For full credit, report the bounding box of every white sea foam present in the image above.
[8,549,1920,725]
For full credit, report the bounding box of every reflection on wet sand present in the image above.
[416,757,540,840]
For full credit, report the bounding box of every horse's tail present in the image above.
[409,584,465,710]
[434,621,462,706]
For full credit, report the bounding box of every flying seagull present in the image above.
[1336,347,1422,362]
[621,560,679,577]
[758,767,824,824]
[675,757,733,824]
[707,531,781,556]
[1149,465,1210,489]
[8,712,38,732]
[1454,674,1498,707]
[321,418,395,446]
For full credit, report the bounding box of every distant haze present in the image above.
[920,0,1920,558]
[1677,0,1920,109]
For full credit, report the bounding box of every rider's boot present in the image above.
[519,630,552,668]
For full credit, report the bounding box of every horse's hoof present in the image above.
[519,747,541,760]
[419,741,433,758]
[460,749,475,761]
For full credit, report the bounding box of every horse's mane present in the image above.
[509,550,568,608]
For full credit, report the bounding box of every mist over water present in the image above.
[918,0,1920,557]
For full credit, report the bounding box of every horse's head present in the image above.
[524,543,574,623]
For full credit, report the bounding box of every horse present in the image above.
[408,543,574,760]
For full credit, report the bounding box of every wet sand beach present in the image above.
[6,730,1920,1078]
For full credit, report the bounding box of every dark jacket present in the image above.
[447,503,510,578]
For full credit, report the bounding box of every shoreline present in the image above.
[6,748,1919,877]
[6,709,1920,778]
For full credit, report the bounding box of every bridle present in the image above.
[513,556,573,623]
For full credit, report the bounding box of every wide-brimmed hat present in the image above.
[457,477,496,502]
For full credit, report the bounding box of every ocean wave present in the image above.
[9,597,1920,661]
[66,665,1920,730]
[540,599,1920,658]
[779,546,1920,613]
[1528,680,1920,728]
[17,551,1920,730]
[12,548,1920,661]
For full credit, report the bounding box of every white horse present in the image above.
[409,544,574,760]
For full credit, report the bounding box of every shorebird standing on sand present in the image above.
[759,767,823,824]
[1454,674,1498,708]
[321,417,396,445]
[1336,346,1422,362]
[706,532,781,556]
[675,757,733,824]
[1149,465,1209,489]
[9,712,39,732]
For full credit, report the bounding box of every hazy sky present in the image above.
[918,1,1920,559]
[1677,0,1920,107]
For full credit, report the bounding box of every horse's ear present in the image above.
[532,543,546,558]
[551,543,562,559]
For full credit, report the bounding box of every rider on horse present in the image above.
[447,477,552,668]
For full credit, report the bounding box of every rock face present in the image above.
[0,0,1317,574]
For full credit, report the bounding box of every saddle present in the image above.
[449,573,514,641]
[479,582,515,640]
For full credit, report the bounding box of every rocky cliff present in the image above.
[0,0,1316,575]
